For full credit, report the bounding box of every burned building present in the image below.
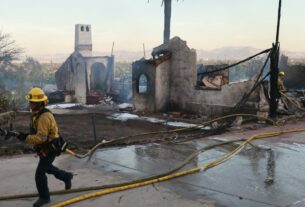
[132,37,267,117]
[279,54,305,90]
[55,24,114,104]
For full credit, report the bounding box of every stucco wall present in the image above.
[187,80,260,116]
[75,24,92,57]
[132,61,156,111]
[155,61,171,111]
[85,56,113,92]
[167,37,197,110]
[74,61,87,104]
[132,36,263,117]
[55,55,73,91]
[166,37,261,116]
[55,24,114,104]
[55,52,87,104]
[55,52,114,104]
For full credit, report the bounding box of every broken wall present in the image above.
[132,36,263,117]
[86,56,114,93]
[55,52,114,104]
[188,80,260,116]
[155,60,171,111]
[132,60,156,111]
[166,37,197,110]
[55,52,87,103]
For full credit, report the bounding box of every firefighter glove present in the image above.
[16,132,28,141]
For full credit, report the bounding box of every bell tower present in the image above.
[75,24,92,56]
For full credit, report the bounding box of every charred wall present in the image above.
[132,60,156,111]
[55,52,114,104]
[132,36,263,117]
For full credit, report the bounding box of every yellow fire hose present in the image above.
[51,101,305,206]
[52,126,305,207]
[0,139,246,201]
[0,112,303,205]
[0,113,279,202]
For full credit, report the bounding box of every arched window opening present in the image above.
[81,26,84,31]
[138,74,148,94]
[86,26,90,32]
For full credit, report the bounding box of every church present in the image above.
[55,24,114,104]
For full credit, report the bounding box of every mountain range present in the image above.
[32,47,305,63]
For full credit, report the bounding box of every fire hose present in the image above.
[52,127,305,207]
[1,112,305,206]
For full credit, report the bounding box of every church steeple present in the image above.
[75,24,92,56]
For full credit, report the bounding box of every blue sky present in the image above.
[0,0,304,57]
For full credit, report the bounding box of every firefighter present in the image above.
[278,71,286,93]
[16,87,73,207]
[276,71,289,111]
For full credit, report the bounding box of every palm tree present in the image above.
[163,0,172,44]
[149,0,180,44]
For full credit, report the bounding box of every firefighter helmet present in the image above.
[279,71,285,76]
[26,87,48,103]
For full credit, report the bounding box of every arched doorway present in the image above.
[90,62,107,90]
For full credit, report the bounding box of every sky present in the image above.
[1,0,305,59]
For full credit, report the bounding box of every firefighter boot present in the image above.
[65,173,73,190]
[33,197,50,207]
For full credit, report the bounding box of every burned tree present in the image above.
[0,31,23,112]
[0,31,22,65]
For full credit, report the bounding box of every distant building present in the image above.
[55,24,114,104]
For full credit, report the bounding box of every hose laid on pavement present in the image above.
[0,113,276,201]
[0,113,302,204]
[51,127,305,207]
[0,139,246,201]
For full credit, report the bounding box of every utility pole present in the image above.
[111,42,114,56]
[143,43,146,58]
[269,0,282,117]
[163,0,172,44]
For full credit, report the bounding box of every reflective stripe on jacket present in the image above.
[26,110,59,145]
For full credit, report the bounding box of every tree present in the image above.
[0,31,23,64]
[0,31,23,111]
[148,0,181,44]
[163,0,172,43]
[20,57,43,84]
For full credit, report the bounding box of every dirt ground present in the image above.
[0,110,186,156]
[1,108,304,157]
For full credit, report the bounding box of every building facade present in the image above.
[55,24,114,104]
[132,37,267,117]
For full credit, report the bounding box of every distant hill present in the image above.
[196,46,262,61]
[198,47,305,62]
[31,47,305,63]
[31,50,148,63]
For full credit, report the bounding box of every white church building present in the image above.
[55,24,114,104]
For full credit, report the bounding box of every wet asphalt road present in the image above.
[1,127,305,207]
[89,139,305,207]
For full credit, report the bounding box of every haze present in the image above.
[1,0,304,61]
